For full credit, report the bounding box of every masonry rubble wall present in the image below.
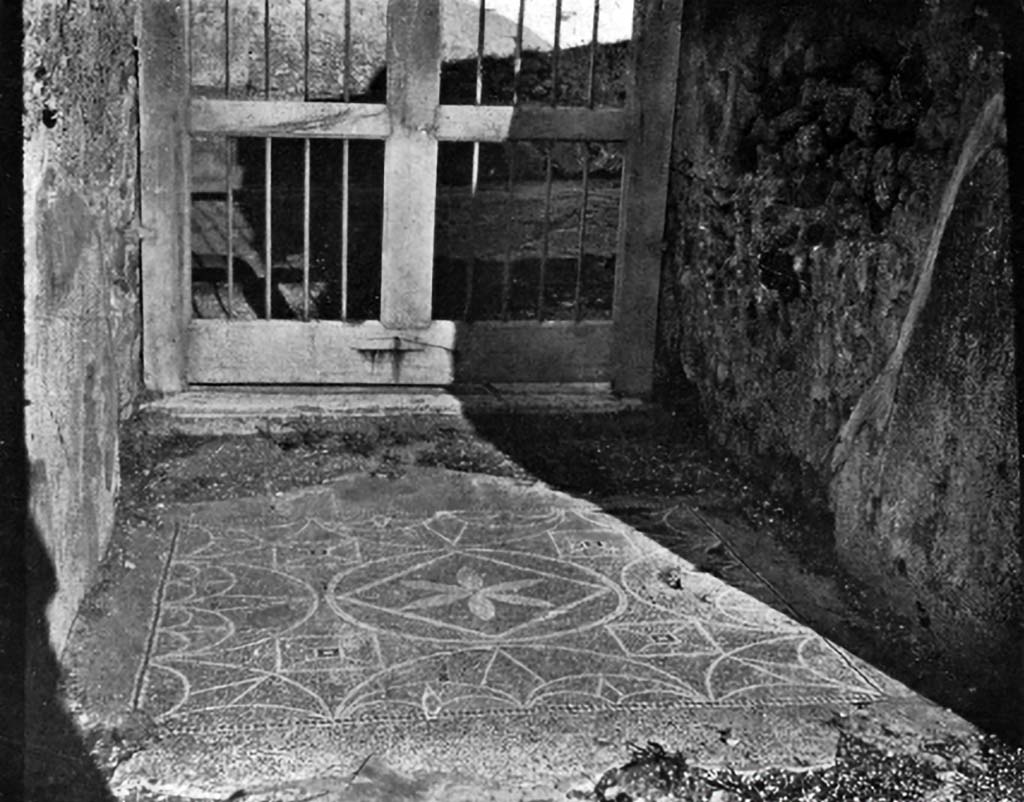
[660,0,1020,727]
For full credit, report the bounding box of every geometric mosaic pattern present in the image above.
[138,481,881,734]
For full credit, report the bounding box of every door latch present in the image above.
[352,336,426,355]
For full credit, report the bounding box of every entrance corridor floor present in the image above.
[53,461,990,800]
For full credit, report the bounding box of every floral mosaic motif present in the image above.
[400,565,554,621]
[139,500,882,732]
[327,546,626,643]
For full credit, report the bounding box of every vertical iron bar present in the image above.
[503,112,517,319]
[343,0,352,100]
[340,0,352,319]
[471,1,485,195]
[505,0,521,320]
[573,146,592,321]
[184,0,193,321]
[264,0,272,319]
[573,1,600,321]
[303,138,311,320]
[546,0,563,324]
[223,0,233,317]
[535,1,562,320]
[302,0,311,320]
[537,146,553,320]
[475,0,486,89]
[471,0,485,196]
[263,0,271,96]
[463,0,486,320]
[588,0,600,108]
[184,0,193,82]
[513,0,525,106]
[551,0,562,105]
[264,139,272,320]
[226,138,235,317]
[508,0,525,194]
[224,0,231,96]
[341,143,350,320]
[573,0,602,319]
[303,0,311,100]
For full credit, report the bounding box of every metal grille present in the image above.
[433,140,621,321]
[189,0,385,321]
[186,0,631,324]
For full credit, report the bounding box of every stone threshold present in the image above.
[139,383,650,436]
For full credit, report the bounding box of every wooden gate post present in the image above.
[612,0,684,397]
[140,0,190,392]
[381,0,442,329]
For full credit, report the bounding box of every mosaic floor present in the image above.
[138,473,881,734]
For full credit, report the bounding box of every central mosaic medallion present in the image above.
[326,548,627,643]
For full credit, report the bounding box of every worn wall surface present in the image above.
[24,0,141,652]
[662,0,1020,724]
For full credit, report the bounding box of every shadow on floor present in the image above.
[19,520,118,802]
[459,405,1019,743]
[114,398,1017,744]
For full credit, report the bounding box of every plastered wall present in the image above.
[23,0,141,653]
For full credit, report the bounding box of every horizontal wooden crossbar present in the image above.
[452,320,612,382]
[190,99,392,138]
[187,320,457,384]
[190,99,628,142]
[186,319,612,384]
[436,106,628,142]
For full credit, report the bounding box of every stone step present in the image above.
[139,385,651,437]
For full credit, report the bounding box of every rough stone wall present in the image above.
[662,0,1020,721]
[23,0,141,652]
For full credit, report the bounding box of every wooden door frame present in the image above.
[613,0,683,397]
[140,0,190,393]
[139,0,683,395]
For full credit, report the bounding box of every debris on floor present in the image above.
[44,407,1024,802]
[575,734,1024,802]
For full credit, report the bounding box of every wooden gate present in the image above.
[140,0,681,393]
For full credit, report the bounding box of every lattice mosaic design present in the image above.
[140,500,880,733]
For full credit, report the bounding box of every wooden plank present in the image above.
[380,0,442,328]
[190,99,391,138]
[187,320,456,383]
[381,132,439,327]
[140,0,189,392]
[436,105,628,142]
[189,320,611,384]
[611,0,684,397]
[453,321,612,383]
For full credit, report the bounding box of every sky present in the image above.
[481,0,634,47]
